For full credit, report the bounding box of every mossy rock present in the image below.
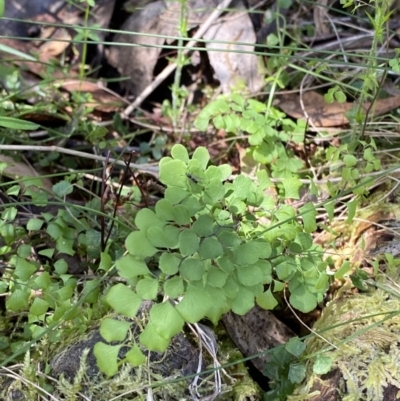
[0,301,261,400]
[289,281,400,401]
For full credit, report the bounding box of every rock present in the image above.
[49,302,208,399]
[223,305,295,372]
[107,0,263,98]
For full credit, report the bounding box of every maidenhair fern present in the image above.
[98,144,328,374]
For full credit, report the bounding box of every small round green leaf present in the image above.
[135,208,165,232]
[276,259,297,280]
[159,252,181,275]
[289,286,317,313]
[56,285,74,302]
[299,202,317,233]
[192,147,210,169]
[233,242,259,265]
[47,222,63,240]
[30,298,49,316]
[313,354,333,375]
[274,205,296,223]
[315,272,329,291]
[147,226,168,248]
[15,257,37,281]
[217,257,235,273]
[163,225,180,248]
[105,284,142,317]
[335,261,351,279]
[116,254,150,279]
[233,175,252,199]
[26,218,44,231]
[207,267,228,288]
[257,170,273,190]
[203,179,225,205]
[136,278,158,300]
[247,282,263,296]
[172,204,191,225]
[38,248,54,259]
[181,195,203,216]
[343,154,357,167]
[179,229,199,256]
[155,199,174,221]
[228,198,246,214]
[285,337,306,357]
[165,187,189,204]
[204,166,222,181]
[82,278,101,304]
[203,285,227,324]
[175,284,213,323]
[164,277,184,298]
[125,345,146,367]
[198,237,223,259]
[193,116,209,131]
[94,343,121,377]
[6,289,29,312]
[288,362,307,384]
[282,176,302,199]
[237,264,263,286]
[100,318,130,342]
[171,144,189,162]
[186,164,205,185]
[139,321,170,352]
[218,164,232,181]
[52,181,74,197]
[6,184,20,196]
[255,260,272,282]
[231,286,254,315]
[33,271,51,290]
[256,288,278,310]
[223,276,239,298]
[288,242,302,254]
[192,215,215,237]
[126,231,158,258]
[217,229,241,248]
[56,237,75,256]
[180,258,204,281]
[150,302,185,338]
[99,252,112,272]
[159,159,187,188]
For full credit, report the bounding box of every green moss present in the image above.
[289,281,400,400]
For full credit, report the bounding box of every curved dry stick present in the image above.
[0,145,159,175]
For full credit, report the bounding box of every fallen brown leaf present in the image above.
[276,91,400,127]
[37,28,72,63]
[0,154,53,191]
[59,80,128,112]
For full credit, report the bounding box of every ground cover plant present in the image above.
[1,0,400,399]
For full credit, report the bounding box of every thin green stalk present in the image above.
[171,0,188,129]
[78,1,92,79]
[350,0,391,145]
